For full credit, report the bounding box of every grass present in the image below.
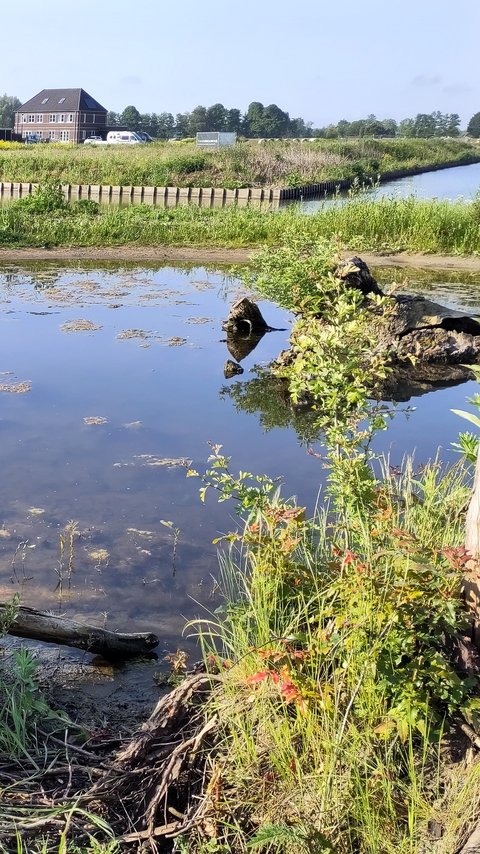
[1,185,480,254]
[0,137,478,188]
[183,447,478,853]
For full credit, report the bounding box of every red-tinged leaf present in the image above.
[246,671,270,685]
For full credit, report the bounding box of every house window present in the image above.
[82,113,86,123]
[41,97,49,104]
[36,114,43,123]
[60,130,69,141]
[81,130,86,139]
[67,114,73,123]
[49,114,57,123]
[58,97,65,104]
[27,114,35,123]
[21,114,27,123]
[59,114,65,123]
[49,131,56,139]
[92,114,96,123]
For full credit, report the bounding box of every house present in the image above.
[14,88,108,143]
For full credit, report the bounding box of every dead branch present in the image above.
[1,604,159,658]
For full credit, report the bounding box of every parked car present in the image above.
[83,136,104,145]
[23,133,43,144]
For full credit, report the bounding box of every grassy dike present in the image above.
[0,137,478,188]
[1,184,480,255]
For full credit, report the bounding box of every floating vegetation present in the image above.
[0,381,31,393]
[190,281,215,291]
[27,507,45,516]
[116,328,153,340]
[126,528,155,539]
[114,455,192,469]
[0,528,11,538]
[60,319,102,333]
[185,317,212,325]
[165,337,187,347]
[87,548,109,563]
[83,416,108,426]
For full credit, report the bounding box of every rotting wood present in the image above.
[222,297,269,335]
[1,604,159,658]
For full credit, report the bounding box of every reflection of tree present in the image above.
[220,367,322,444]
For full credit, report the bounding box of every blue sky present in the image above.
[2,0,478,126]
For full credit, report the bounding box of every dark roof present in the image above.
[17,89,107,113]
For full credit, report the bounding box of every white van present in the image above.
[106,131,144,145]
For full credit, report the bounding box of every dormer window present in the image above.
[58,97,65,104]
[41,98,48,104]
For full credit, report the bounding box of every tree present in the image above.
[107,111,120,127]
[188,105,208,135]
[154,112,175,139]
[412,113,437,137]
[0,93,21,128]
[121,105,141,130]
[205,103,227,131]
[444,113,460,137]
[225,108,242,133]
[398,118,415,137]
[245,102,265,137]
[175,113,190,138]
[467,112,480,138]
[261,104,290,137]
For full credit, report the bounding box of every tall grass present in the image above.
[0,138,477,188]
[186,452,476,853]
[1,192,480,254]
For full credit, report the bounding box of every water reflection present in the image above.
[0,262,480,652]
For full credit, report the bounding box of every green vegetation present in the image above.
[2,231,480,852]
[176,238,480,852]
[2,182,480,255]
[185,445,475,853]
[0,137,477,188]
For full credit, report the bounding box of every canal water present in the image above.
[1,262,480,656]
[297,160,480,213]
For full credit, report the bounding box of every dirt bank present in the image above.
[0,245,480,271]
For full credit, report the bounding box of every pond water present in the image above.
[297,160,480,213]
[1,262,480,656]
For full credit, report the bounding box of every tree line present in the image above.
[106,105,466,140]
[2,92,480,139]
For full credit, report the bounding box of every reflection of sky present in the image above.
[296,161,480,213]
[1,262,480,651]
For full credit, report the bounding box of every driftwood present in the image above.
[89,671,221,848]
[1,604,159,658]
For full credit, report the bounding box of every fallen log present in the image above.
[1,604,159,658]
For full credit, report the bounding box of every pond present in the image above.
[1,262,480,657]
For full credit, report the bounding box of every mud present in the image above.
[1,245,480,272]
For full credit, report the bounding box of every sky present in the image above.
[2,0,478,127]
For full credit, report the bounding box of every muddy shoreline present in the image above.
[0,244,480,271]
